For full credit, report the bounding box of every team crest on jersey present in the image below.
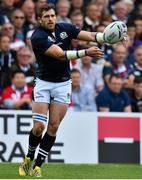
[60,32,68,39]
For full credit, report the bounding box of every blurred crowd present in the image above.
[0,0,142,112]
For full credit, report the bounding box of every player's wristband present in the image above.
[65,50,86,60]
[95,32,104,44]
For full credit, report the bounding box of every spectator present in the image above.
[131,45,142,78]
[103,43,134,89]
[0,35,16,87]
[2,70,32,109]
[112,1,128,23]
[70,0,84,12]
[127,22,142,54]
[11,9,26,41]
[137,3,142,16]
[0,0,15,24]
[56,0,71,23]
[70,10,84,29]
[124,0,134,18]
[133,16,142,41]
[70,10,89,50]
[1,22,15,40]
[130,77,142,112]
[84,3,101,32]
[93,0,109,17]
[1,22,25,50]
[11,46,35,85]
[35,0,47,14]
[22,0,37,32]
[75,56,104,98]
[70,69,96,111]
[96,74,132,112]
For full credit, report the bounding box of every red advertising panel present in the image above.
[98,116,140,163]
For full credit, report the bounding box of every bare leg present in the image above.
[34,101,68,168]
[19,102,49,176]
[26,102,49,159]
[47,101,68,136]
[32,102,49,136]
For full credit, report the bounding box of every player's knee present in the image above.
[32,113,47,136]
[33,122,45,136]
[48,121,60,135]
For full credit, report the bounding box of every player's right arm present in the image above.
[44,44,104,61]
[31,29,104,61]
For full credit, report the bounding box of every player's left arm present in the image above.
[77,30,128,47]
[77,31,104,44]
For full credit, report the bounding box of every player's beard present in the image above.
[45,23,55,31]
[48,24,54,30]
[40,21,55,31]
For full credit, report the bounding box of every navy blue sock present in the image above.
[34,133,56,167]
[27,129,42,161]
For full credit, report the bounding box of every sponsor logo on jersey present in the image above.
[48,36,56,42]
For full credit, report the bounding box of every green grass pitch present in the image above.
[0,163,142,179]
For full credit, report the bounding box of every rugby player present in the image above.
[19,3,125,177]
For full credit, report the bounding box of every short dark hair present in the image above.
[86,2,97,12]
[71,68,81,75]
[37,3,56,18]
[11,70,25,79]
[134,77,142,84]
[127,21,136,28]
[133,15,142,22]
[109,73,122,82]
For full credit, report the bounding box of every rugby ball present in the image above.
[103,21,127,44]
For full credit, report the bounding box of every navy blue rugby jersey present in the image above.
[31,23,81,82]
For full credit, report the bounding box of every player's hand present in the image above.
[121,35,128,48]
[86,46,104,59]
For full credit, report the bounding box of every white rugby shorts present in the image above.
[33,78,71,104]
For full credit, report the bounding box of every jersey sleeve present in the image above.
[65,23,81,39]
[31,33,54,54]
